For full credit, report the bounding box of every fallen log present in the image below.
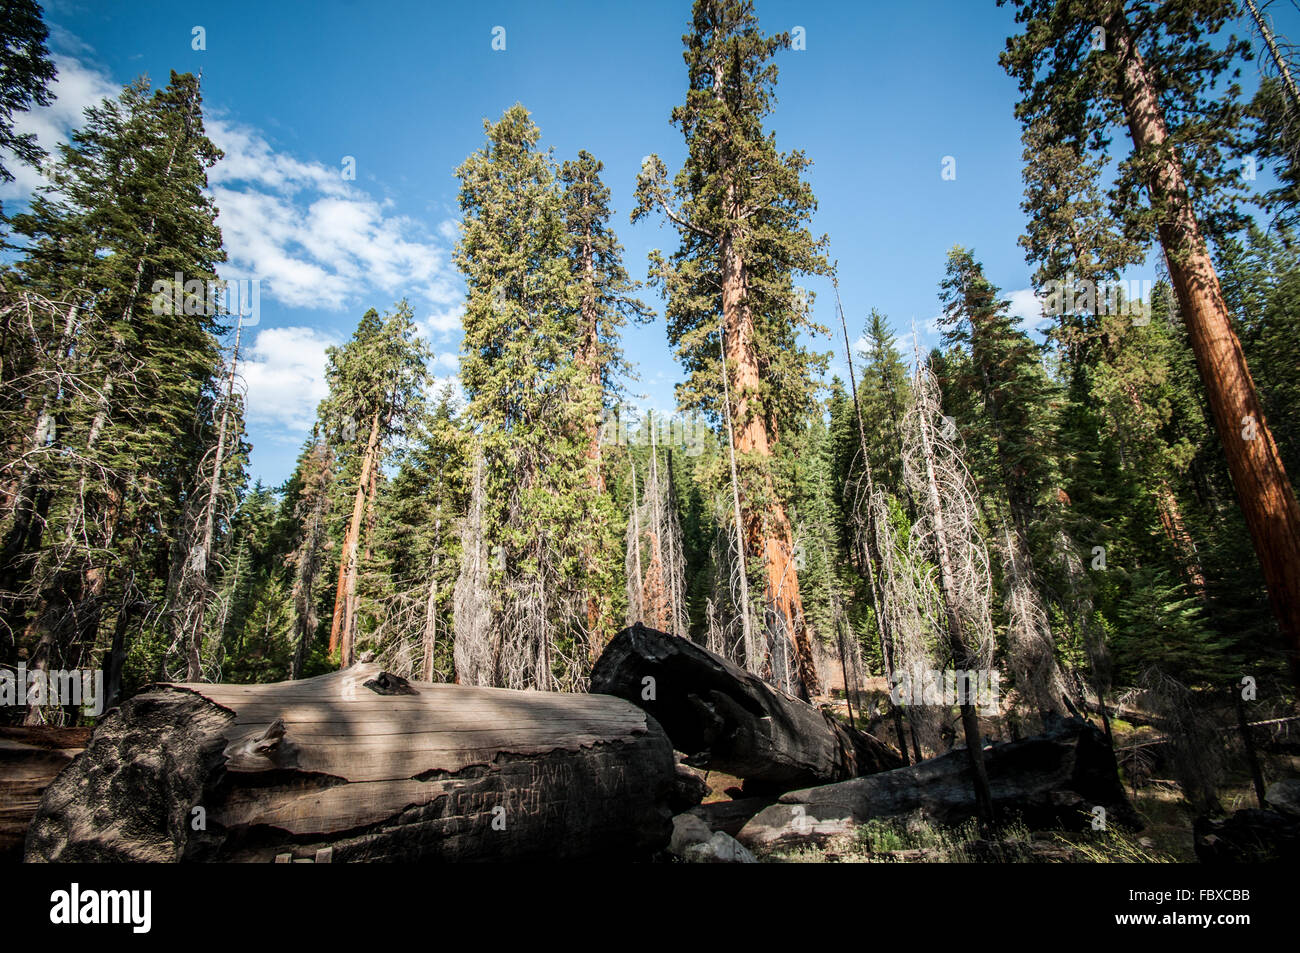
[0,726,91,861]
[686,797,777,837]
[590,624,904,791]
[737,716,1138,850]
[25,664,675,862]
[1194,808,1300,863]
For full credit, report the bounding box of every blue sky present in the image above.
[5,0,1296,485]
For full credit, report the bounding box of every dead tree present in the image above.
[902,356,995,825]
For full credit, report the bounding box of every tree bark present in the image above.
[1109,10,1300,691]
[329,410,381,666]
[719,235,819,700]
[0,725,90,861]
[590,624,903,793]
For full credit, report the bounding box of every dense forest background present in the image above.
[1,0,1298,760]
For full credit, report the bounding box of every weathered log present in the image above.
[1194,808,1300,863]
[737,716,1138,849]
[25,664,675,862]
[686,796,777,837]
[0,726,90,861]
[590,624,904,791]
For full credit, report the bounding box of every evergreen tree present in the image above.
[1001,0,1300,693]
[633,0,831,699]
[453,105,619,690]
[1,72,228,718]
[319,301,429,667]
[0,0,56,194]
[366,384,467,680]
[937,246,1071,717]
[558,148,647,642]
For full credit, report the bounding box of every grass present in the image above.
[762,812,1177,863]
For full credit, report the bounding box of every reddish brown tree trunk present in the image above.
[1110,12,1300,689]
[719,224,820,699]
[573,212,610,652]
[329,411,381,667]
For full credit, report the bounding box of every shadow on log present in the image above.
[738,716,1138,849]
[591,624,904,792]
[25,664,675,862]
[1194,808,1300,862]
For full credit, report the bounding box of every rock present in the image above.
[1194,809,1300,863]
[736,804,856,848]
[1264,779,1300,816]
[682,831,757,864]
[669,813,713,855]
[669,759,710,813]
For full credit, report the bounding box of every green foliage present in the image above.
[0,0,56,192]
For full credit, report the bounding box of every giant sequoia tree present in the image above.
[1001,0,1300,692]
[633,0,830,699]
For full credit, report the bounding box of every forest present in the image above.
[2,0,1300,867]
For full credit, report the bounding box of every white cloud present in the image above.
[240,326,336,435]
[0,30,477,471]
[207,117,458,313]
[1005,287,1050,332]
[0,49,461,322]
[420,304,464,340]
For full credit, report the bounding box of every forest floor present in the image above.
[697,705,1299,863]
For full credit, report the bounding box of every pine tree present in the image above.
[558,149,647,645]
[858,310,911,494]
[0,0,57,196]
[937,246,1071,717]
[2,72,228,718]
[366,384,467,680]
[282,441,334,680]
[319,301,429,667]
[453,105,618,690]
